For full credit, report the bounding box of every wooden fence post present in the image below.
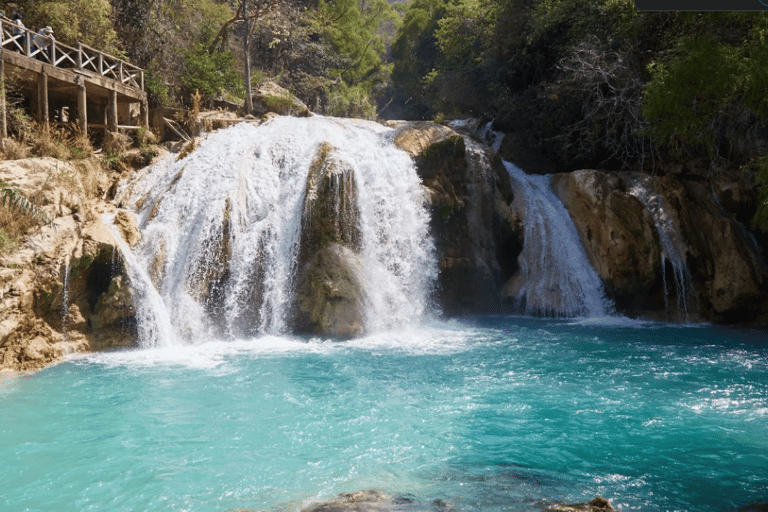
[78,77,87,134]
[108,90,118,132]
[38,72,49,133]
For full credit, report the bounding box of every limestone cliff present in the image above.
[1,157,144,371]
[553,169,768,323]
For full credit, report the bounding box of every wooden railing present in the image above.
[0,17,143,91]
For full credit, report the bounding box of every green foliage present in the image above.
[326,82,378,120]
[751,155,768,232]
[435,0,497,68]
[181,43,243,98]
[315,0,397,85]
[642,37,741,150]
[26,0,122,55]
[528,0,637,43]
[391,0,448,100]
[642,14,768,162]
[0,181,50,225]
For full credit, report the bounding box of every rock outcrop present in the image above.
[302,490,455,512]
[551,170,663,315]
[552,169,768,323]
[250,81,312,118]
[292,143,366,337]
[393,121,520,314]
[1,158,141,371]
[543,496,618,512]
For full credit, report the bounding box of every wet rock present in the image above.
[393,121,520,315]
[544,496,617,511]
[299,142,362,261]
[293,244,366,338]
[112,210,141,247]
[292,143,365,338]
[1,158,141,370]
[552,168,768,323]
[302,490,452,512]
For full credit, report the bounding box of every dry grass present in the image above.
[0,138,29,160]
[0,203,39,256]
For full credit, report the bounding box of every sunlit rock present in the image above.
[551,170,662,315]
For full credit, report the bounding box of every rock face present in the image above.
[393,122,520,314]
[551,170,663,315]
[1,158,141,371]
[553,169,768,323]
[292,143,366,337]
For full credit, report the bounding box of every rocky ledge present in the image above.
[1,156,146,371]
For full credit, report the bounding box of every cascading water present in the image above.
[116,116,436,346]
[504,161,612,317]
[628,175,695,320]
[61,257,70,341]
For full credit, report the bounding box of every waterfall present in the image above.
[504,161,611,317]
[628,176,695,320]
[61,257,70,341]
[116,116,436,345]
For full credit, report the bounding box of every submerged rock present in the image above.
[543,496,618,512]
[302,490,453,512]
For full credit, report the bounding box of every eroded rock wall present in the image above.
[393,121,521,314]
[1,158,142,371]
[553,169,768,323]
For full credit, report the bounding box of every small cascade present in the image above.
[115,116,436,345]
[504,161,611,317]
[61,257,70,342]
[105,213,176,347]
[628,176,695,320]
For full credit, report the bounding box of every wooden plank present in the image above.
[163,117,192,141]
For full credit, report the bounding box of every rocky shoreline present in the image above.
[259,489,621,512]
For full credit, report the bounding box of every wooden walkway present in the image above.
[0,17,148,137]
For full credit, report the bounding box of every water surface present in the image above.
[2,317,767,512]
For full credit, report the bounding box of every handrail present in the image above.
[0,16,143,91]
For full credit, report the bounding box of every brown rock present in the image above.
[551,170,662,313]
[393,121,519,314]
[293,244,366,338]
[113,210,141,246]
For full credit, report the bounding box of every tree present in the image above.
[24,0,121,54]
